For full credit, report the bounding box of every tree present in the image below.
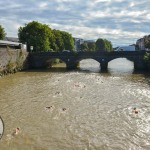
[96,38,113,52]
[104,39,113,52]
[144,52,150,62]
[145,39,150,50]
[0,25,6,40]
[80,43,88,51]
[96,38,105,51]
[18,21,53,52]
[60,31,74,51]
[52,30,64,52]
[87,42,96,51]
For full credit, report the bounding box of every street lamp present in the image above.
[30,46,33,52]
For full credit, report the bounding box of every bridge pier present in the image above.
[134,61,146,70]
[100,62,108,71]
[66,62,79,69]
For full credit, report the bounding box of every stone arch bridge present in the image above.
[29,51,147,70]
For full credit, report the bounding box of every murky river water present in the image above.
[0,58,150,150]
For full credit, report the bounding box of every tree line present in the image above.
[0,21,113,53]
[0,22,75,52]
[80,39,112,52]
[18,21,74,52]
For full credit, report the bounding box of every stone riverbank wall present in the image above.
[0,48,29,76]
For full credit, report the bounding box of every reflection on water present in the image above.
[80,59,100,73]
[108,58,134,75]
[0,58,150,150]
[80,58,134,75]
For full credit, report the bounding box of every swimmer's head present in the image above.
[62,108,66,111]
[16,127,20,131]
[133,107,136,110]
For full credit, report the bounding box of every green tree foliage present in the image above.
[96,38,105,51]
[145,39,150,50]
[60,31,74,51]
[87,42,96,51]
[0,25,6,40]
[18,21,52,52]
[51,30,74,52]
[144,52,150,62]
[104,39,113,52]
[80,42,96,52]
[18,21,74,52]
[96,38,113,52]
[52,30,64,52]
[80,43,88,51]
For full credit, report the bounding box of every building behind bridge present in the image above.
[73,37,95,51]
[0,37,26,50]
[73,37,84,51]
[136,35,150,50]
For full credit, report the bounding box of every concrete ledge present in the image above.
[0,48,29,76]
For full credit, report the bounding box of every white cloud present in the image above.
[55,0,79,2]
[129,2,135,7]
[38,2,48,8]
[56,4,70,11]
[145,14,150,20]
[0,0,150,46]
[51,23,147,41]
[0,19,21,37]
[81,10,110,19]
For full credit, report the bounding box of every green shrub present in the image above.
[144,53,150,62]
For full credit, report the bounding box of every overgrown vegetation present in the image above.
[0,25,6,40]
[16,50,24,70]
[144,52,150,62]
[80,42,96,51]
[6,60,16,73]
[1,49,25,75]
[96,38,113,52]
[145,38,150,50]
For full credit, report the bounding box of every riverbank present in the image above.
[0,48,29,77]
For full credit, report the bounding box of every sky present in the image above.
[0,0,150,47]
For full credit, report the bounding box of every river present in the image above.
[0,58,150,150]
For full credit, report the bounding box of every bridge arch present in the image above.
[108,58,134,72]
[107,56,134,63]
[75,58,100,64]
[77,58,100,71]
[71,57,109,71]
[44,58,67,68]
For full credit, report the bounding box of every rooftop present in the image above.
[0,40,21,46]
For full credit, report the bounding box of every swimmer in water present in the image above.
[45,106,54,111]
[6,127,20,141]
[55,91,60,95]
[11,127,20,136]
[45,106,53,109]
[62,108,67,111]
[74,84,80,87]
[132,108,139,114]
